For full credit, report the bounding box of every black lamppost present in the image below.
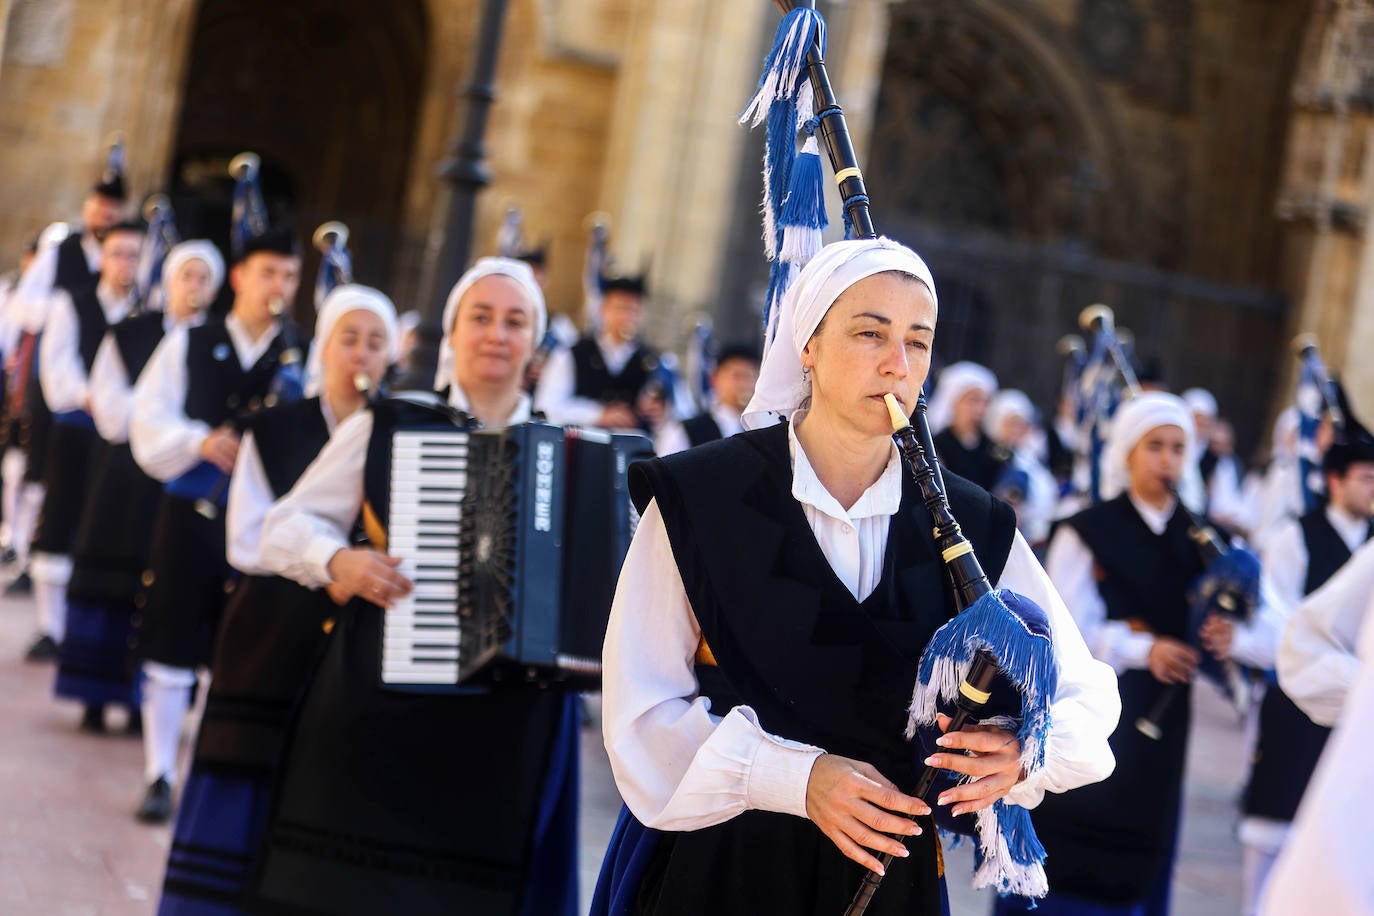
[405,0,511,389]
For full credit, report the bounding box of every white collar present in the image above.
[1326,504,1372,549]
[1127,492,1175,536]
[788,410,903,524]
[710,402,744,436]
[447,383,531,427]
[94,281,135,319]
[596,332,638,356]
[163,310,207,334]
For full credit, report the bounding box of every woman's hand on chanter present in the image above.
[805,754,931,876]
[922,713,1024,817]
[325,547,413,609]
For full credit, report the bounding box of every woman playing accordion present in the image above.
[253,258,579,915]
[594,238,1120,915]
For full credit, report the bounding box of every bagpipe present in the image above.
[1075,304,1139,504]
[745,2,1057,906]
[136,194,180,312]
[312,221,354,309]
[1292,333,1342,512]
[182,154,309,520]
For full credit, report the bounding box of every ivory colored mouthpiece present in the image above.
[882,393,910,432]
[269,296,286,317]
[353,372,371,393]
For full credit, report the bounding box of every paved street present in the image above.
[0,582,1247,915]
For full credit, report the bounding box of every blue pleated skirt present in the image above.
[53,598,139,708]
[157,770,272,916]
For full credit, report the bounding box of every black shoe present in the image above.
[79,704,107,734]
[5,570,32,595]
[23,633,57,663]
[0,547,16,565]
[124,708,143,736]
[135,777,173,824]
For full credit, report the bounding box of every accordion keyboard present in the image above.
[380,429,469,687]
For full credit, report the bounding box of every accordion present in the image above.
[380,415,650,691]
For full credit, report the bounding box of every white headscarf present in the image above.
[742,237,937,430]
[1182,387,1218,418]
[1271,406,1301,462]
[926,361,997,434]
[1101,391,1195,500]
[435,257,547,390]
[303,284,399,397]
[161,240,225,301]
[984,389,1036,444]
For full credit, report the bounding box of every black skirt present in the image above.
[132,494,230,669]
[68,441,163,603]
[30,418,96,555]
[194,574,336,775]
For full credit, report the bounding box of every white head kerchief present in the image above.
[926,361,997,434]
[1101,391,1195,500]
[435,257,547,390]
[162,240,226,301]
[1271,406,1301,462]
[303,284,399,398]
[984,389,1036,444]
[1182,387,1218,418]
[742,237,937,430]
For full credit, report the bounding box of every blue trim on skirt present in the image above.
[157,770,272,916]
[54,598,139,708]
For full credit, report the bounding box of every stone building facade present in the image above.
[2,0,1372,453]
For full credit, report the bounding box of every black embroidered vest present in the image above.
[570,337,656,404]
[682,412,723,448]
[244,397,331,498]
[112,312,167,381]
[183,320,294,428]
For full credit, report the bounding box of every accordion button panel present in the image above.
[381,430,469,687]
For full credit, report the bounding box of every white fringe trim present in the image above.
[972,808,1049,898]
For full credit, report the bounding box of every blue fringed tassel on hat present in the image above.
[907,589,1058,897]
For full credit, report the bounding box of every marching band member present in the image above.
[984,389,1059,550]
[158,284,397,915]
[1000,392,1285,916]
[253,258,579,915]
[1262,587,1374,914]
[129,227,304,824]
[53,241,222,731]
[1240,410,1374,914]
[653,342,759,455]
[534,270,659,429]
[28,220,143,684]
[594,238,1118,915]
[0,238,38,572]
[926,360,1008,491]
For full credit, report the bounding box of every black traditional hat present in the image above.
[598,269,648,297]
[1322,378,1374,474]
[103,218,147,238]
[93,137,128,201]
[514,243,548,269]
[715,342,761,368]
[237,226,300,262]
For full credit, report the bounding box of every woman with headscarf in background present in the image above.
[157,284,398,915]
[984,389,1059,553]
[926,360,1007,491]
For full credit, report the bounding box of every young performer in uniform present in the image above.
[1239,411,1374,914]
[54,241,223,731]
[0,238,39,574]
[254,258,579,915]
[998,392,1285,916]
[594,238,1119,915]
[534,271,659,429]
[158,284,397,915]
[927,360,1008,491]
[28,220,143,682]
[129,228,303,823]
[653,342,759,455]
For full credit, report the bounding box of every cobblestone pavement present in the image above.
[0,581,1247,914]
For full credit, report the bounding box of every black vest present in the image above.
[1027,495,1206,904]
[70,286,116,373]
[244,397,331,498]
[54,234,98,297]
[932,427,1010,491]
[1242,509,1373,822]
[112,312,167,381]
[681,412,723,448]
[183,320,293,428]
[624,422,1017,915]
[570,337,656,404]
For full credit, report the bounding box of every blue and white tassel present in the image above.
[906,589,1057,898]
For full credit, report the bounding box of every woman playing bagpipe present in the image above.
[592,236,1120,915]
[54,240,222,729]
[996,392,1287,916]
[156,284,398,915]
[251,258,579,915]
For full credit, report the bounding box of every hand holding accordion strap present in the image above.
[743,5,1061,909]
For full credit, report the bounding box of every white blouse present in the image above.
[1261,505,1372,614]
[602,416,1121,832]
[259,386,531,589]
[1043,494,1287,674]
[533,333,642,426]
[39,283,134,413]
[90,312,203,445]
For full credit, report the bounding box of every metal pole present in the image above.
[404,0,511,390]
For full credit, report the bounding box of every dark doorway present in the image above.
[169,0,429,316]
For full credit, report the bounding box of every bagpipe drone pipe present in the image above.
[746,3,1057,907]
